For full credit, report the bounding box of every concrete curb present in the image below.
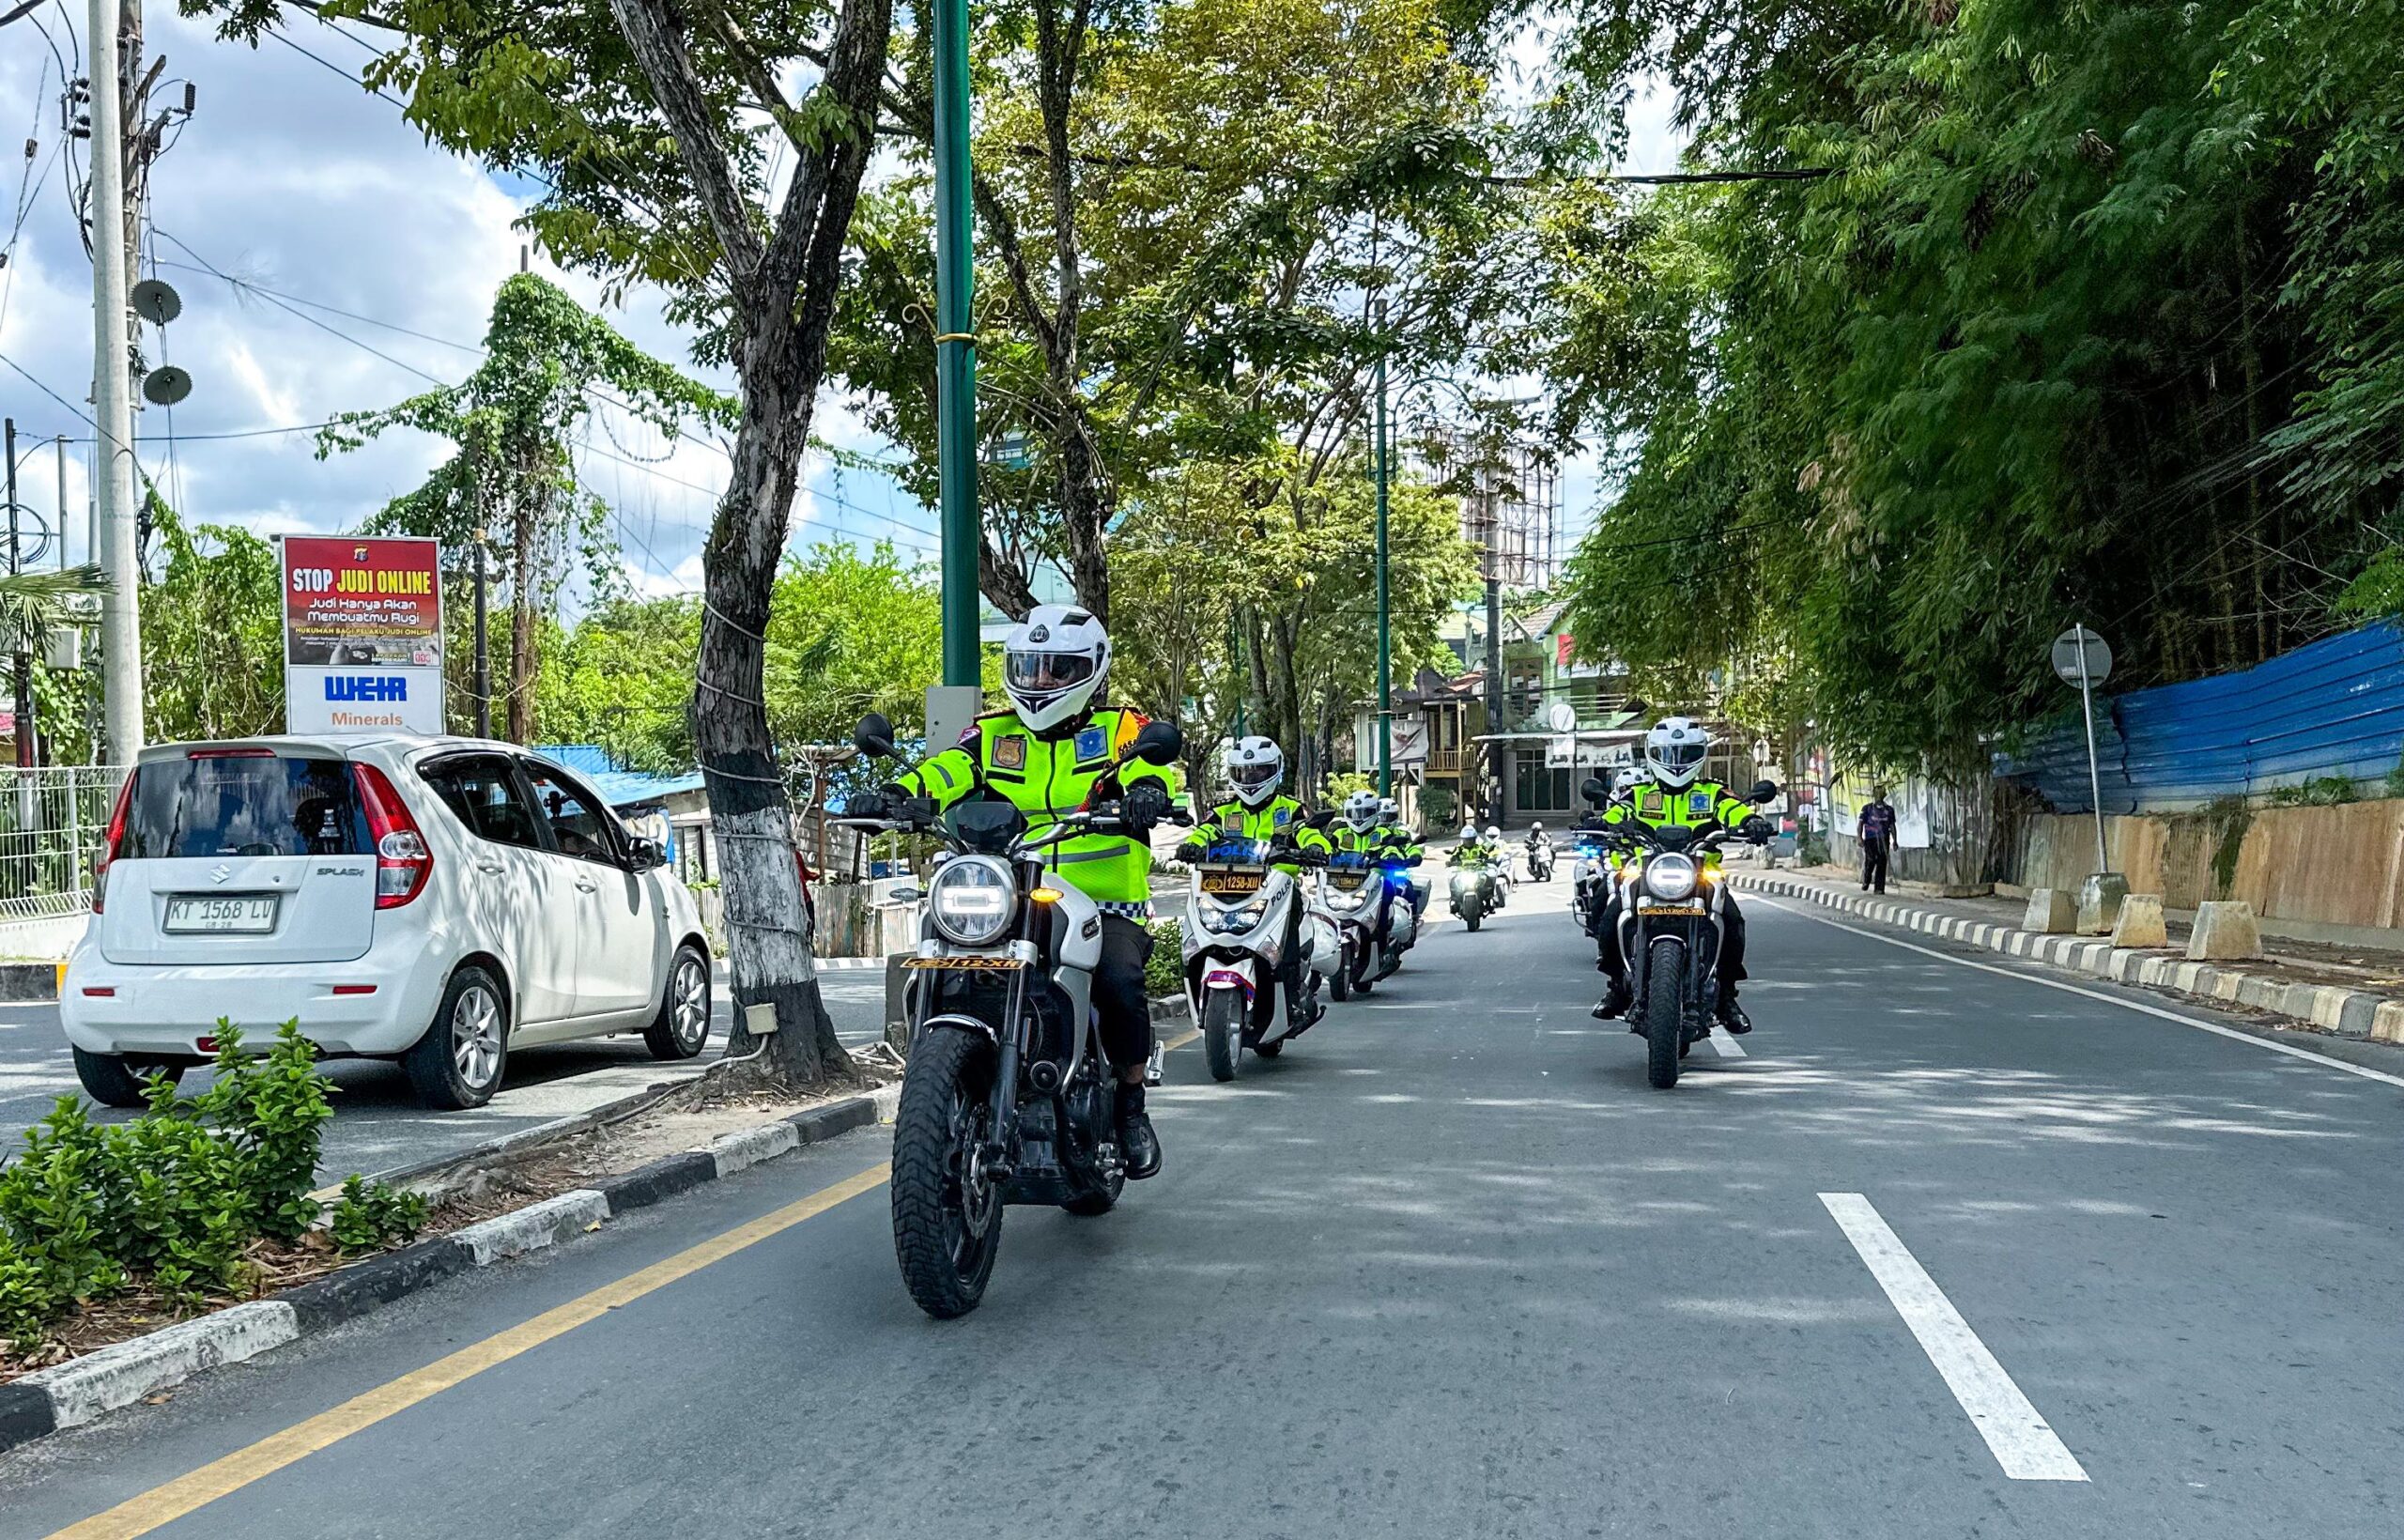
[0,1083,900,1456]
[1734,872,2404,1048]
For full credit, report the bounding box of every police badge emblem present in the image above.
[993,735,1027,770]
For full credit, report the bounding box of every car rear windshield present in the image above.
[120,754,369,859]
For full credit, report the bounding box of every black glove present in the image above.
[1175,837,1209,864]
[840,789,888,821]
[1123,782,1172,835]
[1739,815,1774,842]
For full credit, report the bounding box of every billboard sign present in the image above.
[283,536,444,734]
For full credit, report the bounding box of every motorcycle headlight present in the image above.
[1205,899,1271,934]
[927,855,1015,946]
[1323,886,1365,914]
[1642,852,1699,902]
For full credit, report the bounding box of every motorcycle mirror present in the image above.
[853,712,897,760]
[1747,778,1779,804]
[1580,776,1609,806]
[1130,719,1183,765]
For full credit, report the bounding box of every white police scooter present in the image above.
[1180,831,1326,1082]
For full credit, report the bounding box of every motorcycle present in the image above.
[841,710,1186,1318]
[1593,777,1777,1089]
[1525,833,1555,883]
[1448,853,1502,932]
[1181,833,1327,1081]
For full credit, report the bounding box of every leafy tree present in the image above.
[195,0,901,1082]
[139,498,282,746]
[316,273,730,744]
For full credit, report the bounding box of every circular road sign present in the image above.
[2052,625,2113,688]
[1546,701,1577,733]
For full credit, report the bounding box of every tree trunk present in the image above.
[608,0,892,1086]
[508,493,537,744]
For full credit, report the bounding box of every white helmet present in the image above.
[1643,716,1710,789]
[1225,735,1284,808]
[1343,791,1381,831]
[1458,824,1476,842]
[1484,824,1502,842]
[1002,604,1110,732]
[1379,796,1398,824]
[1530,821,1544,834]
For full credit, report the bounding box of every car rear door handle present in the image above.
[575,877,599,893]
[475,860,507,876]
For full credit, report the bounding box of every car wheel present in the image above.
[643,945,712,1060]
[405,964,510,1110]
[71,1047,184,1109]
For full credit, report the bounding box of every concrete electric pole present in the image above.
[87,0,144,762]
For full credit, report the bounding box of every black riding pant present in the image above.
[1095,913,1156,1070]
[1598,888,1748,997]
[1862,842,1889,894]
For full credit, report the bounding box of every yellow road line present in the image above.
[49,1163,890,1540]
[1164,1027,1200,1051]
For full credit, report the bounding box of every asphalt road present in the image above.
[0,964,893,1181]
[7,888,2403,1538]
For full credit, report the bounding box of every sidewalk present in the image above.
[1734,865,2404,1049]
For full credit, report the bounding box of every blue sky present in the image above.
[0,9,1682,604]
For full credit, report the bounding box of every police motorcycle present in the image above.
[1447,827,1504,932]
[1590,775,1778,1090]
[1180,828,1327,1081]
[839,710,1187,1317]
[1315,843,1420,1000]
[1524,823,1556,882]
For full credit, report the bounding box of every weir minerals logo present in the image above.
[325,676,410,702]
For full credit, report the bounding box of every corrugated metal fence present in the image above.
[1999,623,2404,812]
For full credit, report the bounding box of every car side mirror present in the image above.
[1747,778,1779,804]
[1131,719,1182,765]
[1580,776,1609,806]
[853,712,896,760]
[625,835,668,871]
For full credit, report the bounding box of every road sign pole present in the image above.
[2074,625,2108,872]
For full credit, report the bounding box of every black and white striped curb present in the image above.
[0,1086,900,1456]
[1734,871,2404,1045]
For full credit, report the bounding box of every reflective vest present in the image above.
[1200,795,1325,874]
[1603,780,1752,865]
[891,707,1179,907]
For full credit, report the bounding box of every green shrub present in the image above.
[1147,919,1185,998]
[2266,776,2359,808]
[0,1019,423,1354]
[328,1175,428,1254]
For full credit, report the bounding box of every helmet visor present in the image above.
[1005,650,1096,696]
[1652,741,1706,775]
[1230,761,1279,791]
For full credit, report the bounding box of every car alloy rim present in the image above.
[453,983,502,1088]
[672,957,708,1048]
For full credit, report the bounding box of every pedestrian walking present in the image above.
[1859,785,1898,894]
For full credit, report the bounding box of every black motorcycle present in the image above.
[840,711,1185,1317]
[1588,777,1776,1089]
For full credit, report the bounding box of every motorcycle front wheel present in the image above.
[1202,988,1243,1082]
[1644,936,1685,1089]
[1330,947,1352,1001]
[890,1027,1003,1318]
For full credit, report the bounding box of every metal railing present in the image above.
[0,765,127,918]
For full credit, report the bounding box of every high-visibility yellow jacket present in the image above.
[1193,795,1328,875]
[889,707,1179,910]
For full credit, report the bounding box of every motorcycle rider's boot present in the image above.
[1714,990,1753,1036]
[1116,1084,1162,1179]
[1592,978,1632,1021]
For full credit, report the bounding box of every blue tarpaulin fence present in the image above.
[1997,623,2404,812]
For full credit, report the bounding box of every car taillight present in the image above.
[352,762,432,908]
[91,770,135,914]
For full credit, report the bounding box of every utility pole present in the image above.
[1374,300,1393,799]
[471,527,491,737]
[88,0,144,762]
[4,418,29,767]
[925,0,983,749]
[1481,482,1503,829]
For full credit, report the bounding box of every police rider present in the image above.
[1591,716,1767,1034]
[846,606,1179,1178]
[1179,736,1328,1027]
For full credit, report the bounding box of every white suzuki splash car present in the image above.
[61,736,714,1110]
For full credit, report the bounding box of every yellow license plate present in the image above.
[1200,870,1264,895]
[900,956,1026,971]
[1644,904,1708,917]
